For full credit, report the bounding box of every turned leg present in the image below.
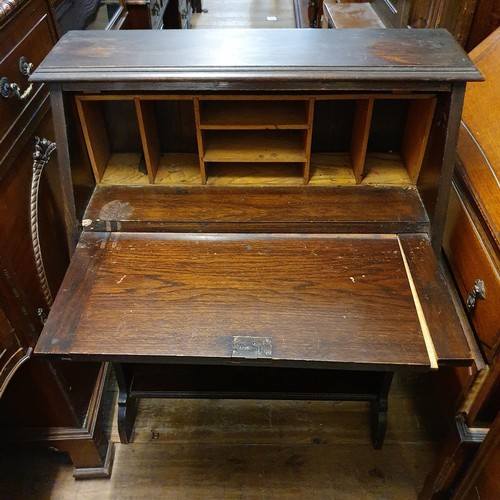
[370,371,394,449]
[113,363,138,444]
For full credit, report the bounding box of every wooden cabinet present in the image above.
[420,28,499,500]
[0,0,113,479]
[32,28,479,458]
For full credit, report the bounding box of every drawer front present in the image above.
[0,0,56,147]
[443,184,500,363]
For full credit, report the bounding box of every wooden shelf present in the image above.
[202,131,307,163]
[93,152,416,187]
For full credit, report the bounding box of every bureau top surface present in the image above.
[30,28,482,85]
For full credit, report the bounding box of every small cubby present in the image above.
[195,98,314,184]
[75,93,436,188]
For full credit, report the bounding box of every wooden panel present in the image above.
[401,98,437,182]
[350,98,373,184]
[76,99,110,183]
[457,28,500,248]
[82,185,429,234]
[135,99,160,183]
[0,0,57,150]
[36,232,432,370]
[443,185,500,363]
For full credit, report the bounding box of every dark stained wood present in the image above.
[36,231,432,370]
[0,0,58,169]
[466,0,500,51]
[30,29,482,87]
[82,185,430,234]
[398,234,471,365]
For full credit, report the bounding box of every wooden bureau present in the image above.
[31,29,480,457]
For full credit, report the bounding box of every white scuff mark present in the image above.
[82,219,92,227]
[117,275,127,284]
[350,276,355,283]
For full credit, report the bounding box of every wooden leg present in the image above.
[370,371,394,449]
[48,363,115,478]
[56,426,115,479]
[114,363,138,444]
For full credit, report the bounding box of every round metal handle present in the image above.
[0,56,34,100]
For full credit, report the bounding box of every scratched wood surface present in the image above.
[36,232,432,369]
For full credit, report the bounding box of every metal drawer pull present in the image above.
[466,279,486,311]
[0,56,34,100]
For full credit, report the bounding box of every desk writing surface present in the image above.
[36,231,433,369]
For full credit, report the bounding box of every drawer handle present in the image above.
[31,137,57,308]
[0,56,34,101]
[466,279,486,311]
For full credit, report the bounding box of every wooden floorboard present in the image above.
[0,372,446,498]
[191,0,296,29]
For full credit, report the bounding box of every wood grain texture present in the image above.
[36,232,432,369]
[457,28,500,249]
[444,184,500,363]
[81,185,429,234]
[398,234,472,365]
[30,29,482,87]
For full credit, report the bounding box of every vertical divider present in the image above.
[303,98,315,184]
[75,98,110,183]
[350,97,374,184]
[401,98,437,183]
[193,97,207,184]
[135,98,161,184]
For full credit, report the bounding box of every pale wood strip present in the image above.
[135,99,160,183]
[75,98,110,183]
[350,98,374,183]
[397,236,438,370]
[401,98,437,182]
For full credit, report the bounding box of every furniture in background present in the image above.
[419,27,499,499]
[31,29,479,458]
[52,0,128,34]
[0,0,114,478]
[125,0,192,29]
[305,1,499,50]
